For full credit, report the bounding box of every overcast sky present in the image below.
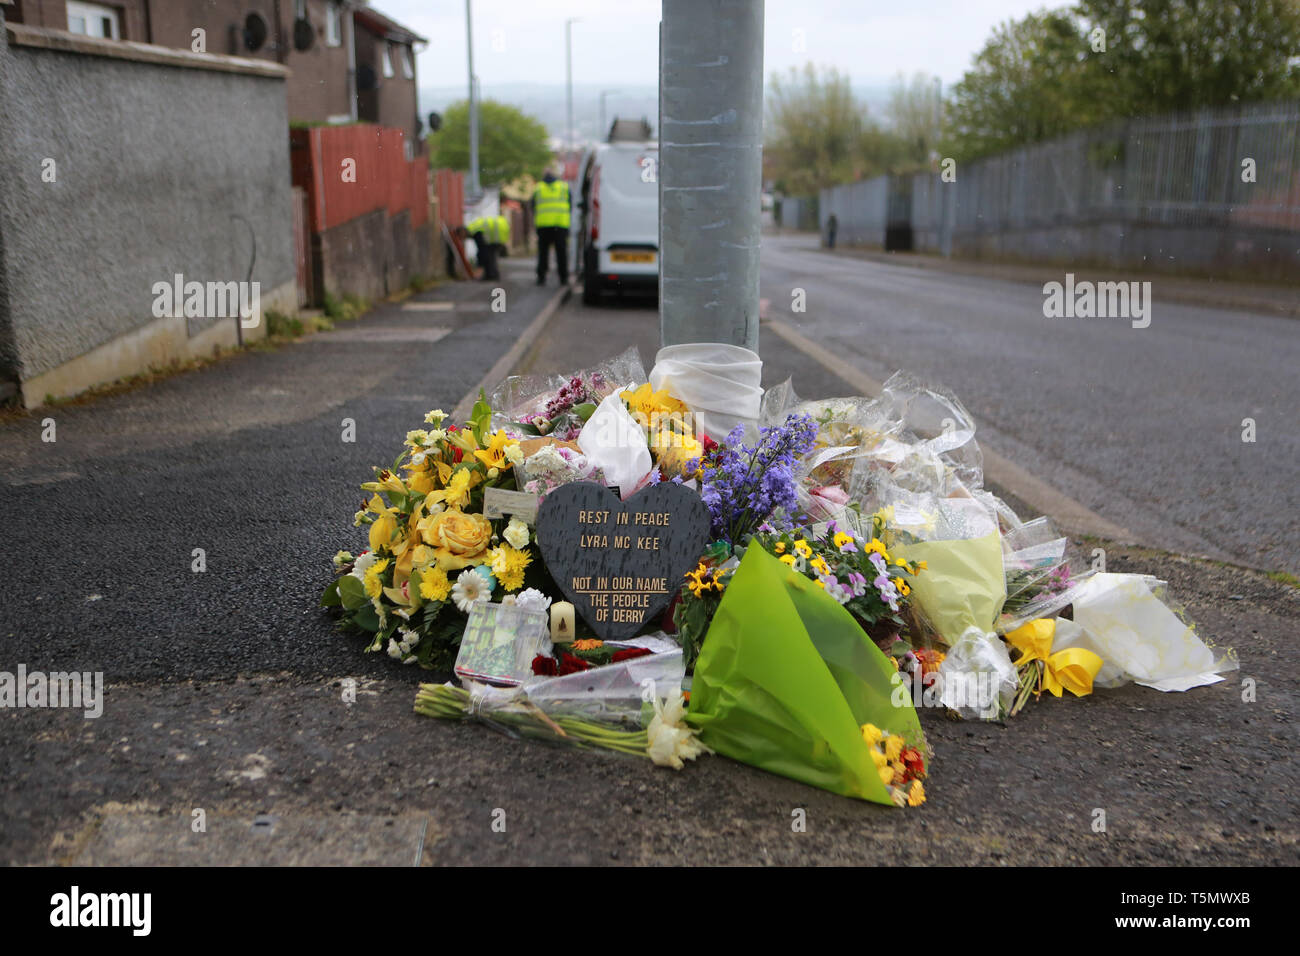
[377,0,1057,91]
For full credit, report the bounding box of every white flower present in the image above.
[402,654,418,665]
[410,452,427,466]
[451,570,489,613]
[513,588,551,613]
[352,510,367,527]
[424,409,447,425]
[500,594,517,606]
[503,517,530,550]
[386,638,403,659]
[350,551,377,581]
[646,689,711,770]
[332,550,354,569]
[504,444,524,466]
[398,626,419,652]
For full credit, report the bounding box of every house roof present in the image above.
[351,4,427,46]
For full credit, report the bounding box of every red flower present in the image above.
[901,747,926,781]
[558,652,591,676]
[531,655,558,676]
[611,647,652,663]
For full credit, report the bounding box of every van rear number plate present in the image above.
[611,251,655,263]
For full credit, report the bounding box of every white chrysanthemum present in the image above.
[504,444,524,466]
[424,409,447,425]
[409,451,426,466]
[513,588,551,613]
[350,551,377,581]
[451,570,489,613]
[503,517,530,550]
[386,638,403,659]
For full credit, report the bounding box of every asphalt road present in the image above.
[759,235,1300,576]
[0,249,1294,867]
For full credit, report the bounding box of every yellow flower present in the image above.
[865,538,888,556]
[878,765,895,787]
[418,566,451,602]
[653,429,704,477]
[893,576,911,596]
[363,558,390,600]
[778,553,796,567]
[774,541,786,554]
[428,467,476,510]
[489,543,532,591]
[366,495,399,553]
[869,747,888,769]
[908,780,926,807]
[833,531,854,550]
[793,539,812,559]
[810,556,830,576]
[621,383,687,424]
[361,470,407,496]
[474,429,519,471]
[861,723,883,746]
[572,639,603,651]
[884,735,904,762]
[915,560,928,571]
[417,509,493,570]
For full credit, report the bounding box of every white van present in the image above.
[576,139,659,305]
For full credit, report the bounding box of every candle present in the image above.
[550,601,576,644]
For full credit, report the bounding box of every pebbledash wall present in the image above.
[0,14,296,407]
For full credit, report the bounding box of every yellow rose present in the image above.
[417,509,493,570]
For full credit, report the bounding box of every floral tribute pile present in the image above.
[322,347,1237,807]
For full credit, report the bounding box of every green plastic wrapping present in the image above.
[687,545,925,804]
[896,534,1007,646]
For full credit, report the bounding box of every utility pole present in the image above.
[465,0,480,197]
[565,18,578,152]
[659,0,764,350]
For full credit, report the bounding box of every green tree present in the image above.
[943,10,1095,162]
[427,100,553,185]
[887,71,946,170]
[764,64,908,195]
[1076,0,1300,116]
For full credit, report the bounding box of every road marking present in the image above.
[764,317,1136,542]
[318,327,452,344]
[401,301,456,312]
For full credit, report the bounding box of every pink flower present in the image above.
[807,484,850,521]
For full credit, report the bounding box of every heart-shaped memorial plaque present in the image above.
[535,482,712,640]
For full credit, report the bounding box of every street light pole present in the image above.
[659,0,765,350]
[565,18,578,151]
[465,0,480,196]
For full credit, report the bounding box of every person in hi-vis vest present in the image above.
[465,215,500,281]
[531,169,570,286]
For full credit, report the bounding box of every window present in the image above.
[402,46,415,80]
[381,44,394,79]
[66,1,120,39]
[325,2,342,48]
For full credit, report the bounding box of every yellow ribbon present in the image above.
[1005,619,1103,698]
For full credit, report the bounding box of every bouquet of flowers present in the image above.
[321,395,543,670]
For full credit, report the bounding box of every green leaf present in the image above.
[510,420,542,436]
[320,578,342,607]
[337,574,366,610]
[573,402,597,422]
[351,604,381,633]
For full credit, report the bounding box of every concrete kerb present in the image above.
[451,282,572,422]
